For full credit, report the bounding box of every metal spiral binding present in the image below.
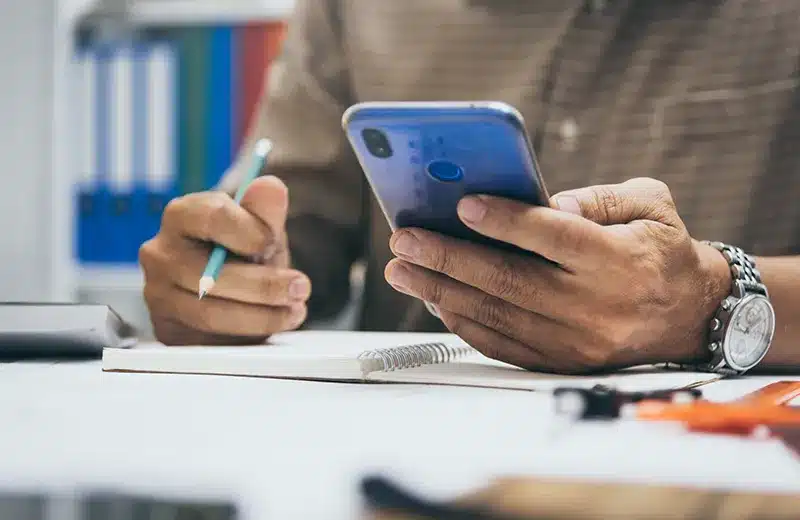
[357,342,474,372]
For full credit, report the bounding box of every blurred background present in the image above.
[0,0,319,339]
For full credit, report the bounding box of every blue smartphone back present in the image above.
[342,101,550,249]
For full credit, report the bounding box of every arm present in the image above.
[218,0,363,322]
[749,256,800,369]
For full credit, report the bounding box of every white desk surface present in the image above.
[2,356,800,519]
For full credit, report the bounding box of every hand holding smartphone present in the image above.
[341,101,550,252]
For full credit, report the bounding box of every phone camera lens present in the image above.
[362,128,393,158]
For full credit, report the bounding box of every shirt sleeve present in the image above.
[217,0,365,321]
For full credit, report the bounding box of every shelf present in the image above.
[78,0,294,28]
[60,0,99,24]
[134,0,294,24]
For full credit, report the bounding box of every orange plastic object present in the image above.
[632,381,800,433]
[739,381,800,406]
[636,400,800,422]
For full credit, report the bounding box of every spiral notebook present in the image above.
[101,331,721,392]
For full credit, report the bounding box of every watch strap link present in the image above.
[664,241,768,376]
[703,241,768,297]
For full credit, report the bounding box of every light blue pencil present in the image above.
[198,138,274,299]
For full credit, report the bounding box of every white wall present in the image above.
[0,0,60,301]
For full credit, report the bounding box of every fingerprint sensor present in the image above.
[426,159,464,182]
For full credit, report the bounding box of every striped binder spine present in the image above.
[175,27,210,196]
[143,42,179,247]
[108,44,135,262]
[74,41,178,264]
[236,23,269,149]
[74,46,101,263]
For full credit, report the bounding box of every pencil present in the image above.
[198,138,274,299]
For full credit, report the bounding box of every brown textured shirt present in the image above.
[219,0,800,333]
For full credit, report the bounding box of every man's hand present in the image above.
[139,176,310,345]
[384,178,731,374]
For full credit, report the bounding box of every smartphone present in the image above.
[341,101,550,252]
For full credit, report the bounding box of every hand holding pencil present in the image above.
[139,138,311,346]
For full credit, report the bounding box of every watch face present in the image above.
[724,295,775,370]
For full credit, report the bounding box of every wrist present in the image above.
[673,239,732,365]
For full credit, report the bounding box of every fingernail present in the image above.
[385,262,412,293]
[289,277,311,300]
[554,195,582,216]
[261,243,278,261]
[458,197,487,223]
[289,304,307,328]
[391,232,420,259]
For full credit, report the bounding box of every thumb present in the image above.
[239,175,290,260]
[240,175,289,229]
[550,177,680,227]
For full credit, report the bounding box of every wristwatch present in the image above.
[694,241,776,375]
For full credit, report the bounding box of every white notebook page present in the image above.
[103,331,720,391]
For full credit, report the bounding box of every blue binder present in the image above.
[131,43,149,260]
[74,47,96,264]
[107,44,137,263]
[75,44,113,264]
[206,26,236,190]
[140,42,179,248]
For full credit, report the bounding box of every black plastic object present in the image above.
[553,384,703,420]
[361,475,528,520]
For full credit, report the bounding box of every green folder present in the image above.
[175,27,210,195]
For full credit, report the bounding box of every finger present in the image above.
[388,228,567,316]
[436,310,551,372]
[456,195,615,267]
[239,175,290,247]
[140,237,311,306]
[549,177,682,228]
[151,316,274,346]
[143,281,307,337]
[161,190,275,258]
[385,258,583,360]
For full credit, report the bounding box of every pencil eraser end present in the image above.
[255,138,273,157]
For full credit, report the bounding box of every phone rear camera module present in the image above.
[426,159,464,183]
[362,128,393,158]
